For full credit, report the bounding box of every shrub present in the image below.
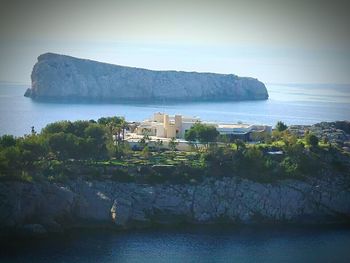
[141,146,150,158]
[280,157,299,176]
[0,135,17,148]
[305,133,319,147]
[275,121,288,132]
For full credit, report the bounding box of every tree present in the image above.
[305,133,319,147]
[19,134,47,165]
[282,132,297,147]
[120,119,128,141]
[184,123,219,148]
[84,124,106,141]
[283,141,305,161]
[139,134,150,149]
[234,139,246,152]
[48,132,78,159]
[70,120,90,137]
[0,135,17,148]
[98,116,126,143]
[275,121,288,132]
[84,124,109,159]
[185,128,197,142]
[42,120,92,138]
[184,128,198,149]
[97,116,124,126]
[168,137,179,151]
[154,139,163,152]
[197,125,219,146]
[0,145,22,175]
[141,145,150,158]
[31,126,36,135]
[239,146,266,177]
[115,141,131,159]
[281,157,299,176]
[42,121,70,135]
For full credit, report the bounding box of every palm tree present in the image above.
[106,122,118,144]
[100,116,129,146]
[120,119,128,141]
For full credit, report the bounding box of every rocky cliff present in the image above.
[1,174,349,236]
[25,53,268,102]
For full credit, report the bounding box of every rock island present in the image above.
[24,53,269,102]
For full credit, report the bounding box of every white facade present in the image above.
[134,112,272,141]
[135,112,200,139]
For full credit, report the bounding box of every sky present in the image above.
[0,0,350,84]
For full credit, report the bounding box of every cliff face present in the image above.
[1,174,349,236]
[25,53,268,102]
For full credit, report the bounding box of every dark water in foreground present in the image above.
[1,225,350,263]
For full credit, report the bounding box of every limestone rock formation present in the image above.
[25,53,269,102]
[1,174,350,236]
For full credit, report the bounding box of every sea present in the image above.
[0,83,350,262]
[0,83,349,136]
[1,225,350,262]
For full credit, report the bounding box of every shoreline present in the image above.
[1,120,349,241]
[1,170,350,241]
[2,219,350,243]
[24,92,268,105]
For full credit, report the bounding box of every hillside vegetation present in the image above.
[1,118,349,184]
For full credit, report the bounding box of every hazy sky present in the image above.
[1,0,350,84]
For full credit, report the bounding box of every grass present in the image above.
[92,151,202,168]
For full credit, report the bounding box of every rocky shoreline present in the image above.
[1,121,350,239]
[1,172,350,239]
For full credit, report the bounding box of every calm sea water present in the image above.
[1,225,350,263]
[0,83,349,136]
[1,84,350,261]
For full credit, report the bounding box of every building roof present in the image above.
[217,124,252,129]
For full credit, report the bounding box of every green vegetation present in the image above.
[305,133,319,147]
[0,119,114,182]
[275,121,288,132]
[185,122,219,148]
[168,137,179,152]
[0,119,349,184]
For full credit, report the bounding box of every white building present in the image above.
[133,112,272,142]
[135,112,200,139]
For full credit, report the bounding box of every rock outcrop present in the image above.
[25,53,268,102]
[1,174,349,237]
